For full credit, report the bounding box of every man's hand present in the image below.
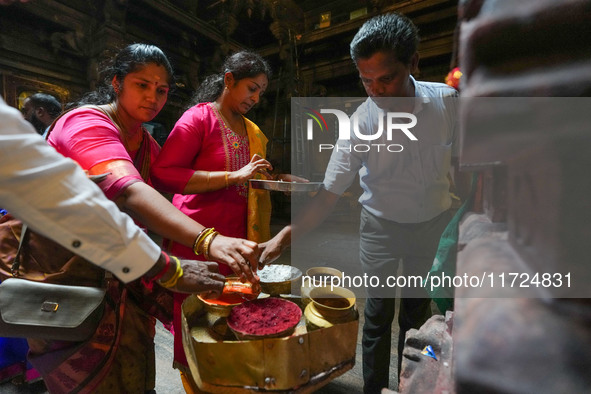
[166,259,225,296]
[258,226,291,268]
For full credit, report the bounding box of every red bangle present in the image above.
[150,252,171,282]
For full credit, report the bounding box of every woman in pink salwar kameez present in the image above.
[151,51,275,392]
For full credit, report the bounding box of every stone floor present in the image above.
[0,211,407,393]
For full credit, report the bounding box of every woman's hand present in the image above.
[208,234,260,283]
[168,260,225,296]
[229,154,272,185]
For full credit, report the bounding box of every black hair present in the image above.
[190,50,271,106]
[27,93,62,118]
[350,13,419,65]
[70,43,174,107]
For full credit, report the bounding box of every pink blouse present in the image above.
[48,107,160,200]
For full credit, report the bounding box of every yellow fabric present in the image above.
[244,116,272,243]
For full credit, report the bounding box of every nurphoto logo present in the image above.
[305,108,418,152]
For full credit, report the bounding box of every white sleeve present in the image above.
[322,138,362,196]
[322,104,367,196]
[0,98,159,283]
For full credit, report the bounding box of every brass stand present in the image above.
[182,295,358,393]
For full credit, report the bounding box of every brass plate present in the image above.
[249,179,322,192]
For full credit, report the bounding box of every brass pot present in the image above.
[305,286,357,330]
[300,267,343,306]
[198,278,256,316]
[259,265,303,296]
[198,278,259,338]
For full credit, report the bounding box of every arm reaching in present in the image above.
[0,99,161,282]
[0,98,235,291]
[145,254,225,296]
[115,180,260,283]
[258,187,341,266]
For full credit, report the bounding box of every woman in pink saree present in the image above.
[38,44,259,393]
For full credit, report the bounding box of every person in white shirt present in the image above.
[0,96,226,291]
[260,13,469,393]
[0,94,231,391]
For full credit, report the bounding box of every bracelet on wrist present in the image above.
[158,256,184,288]
[193,227,217,256]
[203,230,219,260]
[142,252,171,287]
[151,252,171,282]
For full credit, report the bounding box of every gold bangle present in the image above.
[203,230,219,260]
[193,228,207,255]
[193,227,215,256]
[158,256,184,288]
[225,171,229,189]
[202,232,214,260]
[206,172,211,190]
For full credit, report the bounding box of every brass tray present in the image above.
[182,295,358,393]
[249,179,322,192]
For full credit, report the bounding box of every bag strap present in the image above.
[11,223,29,277]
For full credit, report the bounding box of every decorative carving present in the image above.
[310,84,327,97]
[47,3,131,58]
[103,0,128,30]
[268,0,303,45]
[216,8,240,37]
[2,75,70,110]
[366,0,388,13]
[49,28,90,57]
[206,0,303,46]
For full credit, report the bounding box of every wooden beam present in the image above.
[298,31,454,82]
[260,0,457,57]
[136,0,243,51]
[0,57,87,85]
[19,0,91,31]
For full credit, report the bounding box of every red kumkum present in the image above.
[227,298,302,337]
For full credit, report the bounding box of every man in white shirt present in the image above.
[261,13,468,393]
[0,97,225,293]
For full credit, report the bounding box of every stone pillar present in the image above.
[454,0,591,393]
[399,1,591,392]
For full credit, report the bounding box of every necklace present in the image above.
[214,103,247,137]
[107,102,142,151]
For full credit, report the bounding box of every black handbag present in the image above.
[0,224,106,341]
